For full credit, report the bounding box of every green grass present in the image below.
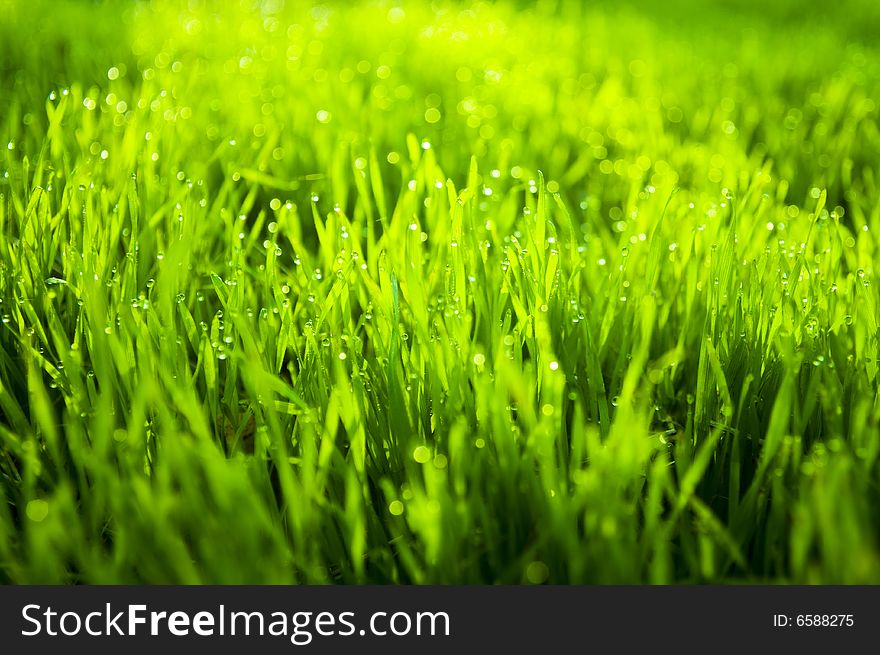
[1,0,879,584]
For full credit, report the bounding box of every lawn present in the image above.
[1,0,879,583]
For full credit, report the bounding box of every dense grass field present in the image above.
[1,0,879,584]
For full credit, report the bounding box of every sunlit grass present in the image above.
[1,0,879,583]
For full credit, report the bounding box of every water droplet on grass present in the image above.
[526,561,549,584]
[26,500,49,522]
[413,446,431,463]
